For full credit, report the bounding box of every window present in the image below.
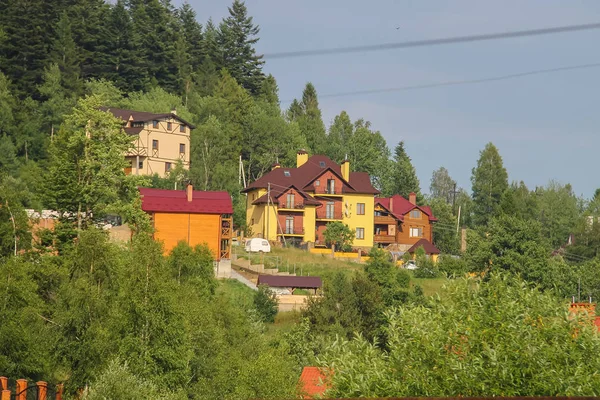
[357,203,365,215]
[152,140,159,150]
[410,210,421,219]
[152,120,158,128]
[165,162,172,173]
[252,194,256,201]
[410,227,423,238]
[138,160,143,169]
[356,228,365,240]
[251,218,255,225]
[286,193,295,209]
[314,180,320,186]
[285,216,294,234]
[284,170,291,177]
[167,122,172,130]
[179,143,185,154]
[180,124,186,133]
[327,179,335,194]
[319,161,326,168]
[326,202,335,219]
[131,121,144,128]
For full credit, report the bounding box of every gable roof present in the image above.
[257,275,322,289]
[407,238,441,254]
[100,106,196,129]
[242,155,379,195]
[298,367,328,399]
[139,187,232,214]
[375,194,438,222]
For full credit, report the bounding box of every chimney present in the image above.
[389,197,393,212]
[297,149,308,167]
[409,192,416,205]
[186,184,193,202]
[340,159,350,182]
[171,107,177,115]
[271,163,281,170]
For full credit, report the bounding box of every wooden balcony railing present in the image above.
[278,227,305,235]
[374,234,396,244]
[221,218,232,238]
[278,203,305,210]
[375,215,397,225]
[316,211,343,220]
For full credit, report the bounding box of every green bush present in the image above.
[437,255,469,277]
[254,285,279,323]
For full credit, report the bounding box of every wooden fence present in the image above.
[0,377,63,400]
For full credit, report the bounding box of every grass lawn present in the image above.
[218,278,255,307]
[410,276,450,297]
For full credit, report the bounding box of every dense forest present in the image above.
[3,0,600,398]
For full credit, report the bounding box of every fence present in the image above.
[0,377,63,400]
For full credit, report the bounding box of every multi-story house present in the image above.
[102,107,195,178]
[242,151,379,249]
[374,193,438,251]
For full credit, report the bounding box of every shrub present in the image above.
[254,285,278,323]
[437,255,469,278]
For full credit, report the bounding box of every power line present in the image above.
[265,22,600,59]
[281,62,600,103]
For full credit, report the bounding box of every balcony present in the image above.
[316,211,343,220]
[374,234,396,244]
[278,226,305,236]
[278,203,305,211]
[221,218,232,238]
[375,215,397,225]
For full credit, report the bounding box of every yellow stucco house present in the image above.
[242,151,379,249]
[101,107,195,178]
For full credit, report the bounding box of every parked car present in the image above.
[404,260,418,270]
[245,238,271,253]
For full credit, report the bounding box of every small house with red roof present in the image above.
[242,150,379,249]
[374,193,438,252]
[139,185,233,269]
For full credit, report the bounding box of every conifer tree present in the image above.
[429,167,457,204]
[298,83,327,154]
[50,12,82,95]
[471,142,508,226]
[387,141,421,199]
[218,0,265,94]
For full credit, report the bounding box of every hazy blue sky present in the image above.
[176,0,600,198]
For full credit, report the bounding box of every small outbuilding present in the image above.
[257,275,322,295]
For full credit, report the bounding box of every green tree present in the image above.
[323,221,354,251]
[536,181,581,248]
[50,12,82,95]
[471,142,508,226]
[385,141,421,199]
[168,241,216,293]
[0,176,32,256]
[38,63,75,137]
[297,83,327,154]
[499,181,539,221]
[46,95,131,235]
[218,0,265,94]
[254,285,278,323]
[322,274,600,397]
[429,166,456,203]
[428,198,459,254]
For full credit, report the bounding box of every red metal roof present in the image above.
[375,194,438,222]
[298,367,328,399]
[139,187,232,214]
[242,155,379,195]
[407,238,441,254]
[257,275,322,289]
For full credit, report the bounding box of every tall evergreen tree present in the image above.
[38,64,74,138]
[386,141,421,199]
[471,142,508,226]
[298,83,326,154]
[50,12,82,95]
[218,0,265,94]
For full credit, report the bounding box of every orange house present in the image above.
[140,185,233,261]
[374,192,438,252]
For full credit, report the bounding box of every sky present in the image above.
[176,0,600,199]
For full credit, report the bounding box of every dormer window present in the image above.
[284,171,291,177]
[319,161,325,168]
[152,120,158,128]
[167,122,172,130]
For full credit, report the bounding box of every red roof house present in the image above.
[140,185,233,258]
[374,193,438,250]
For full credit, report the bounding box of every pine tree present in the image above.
[50,12,82,95]
[471,142,508,226]
[176,2,204,69]
[326,111,354,162]
[218,0,265,94]
[287,99,303,122]
[387,141,421,199]
[38,64,74,138]
[298,83,326,154]
[0,72,15,137]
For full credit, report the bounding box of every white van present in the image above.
[245,238,271,253]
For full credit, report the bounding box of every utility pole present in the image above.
[456,205,461,235]
[450,183,460,213]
